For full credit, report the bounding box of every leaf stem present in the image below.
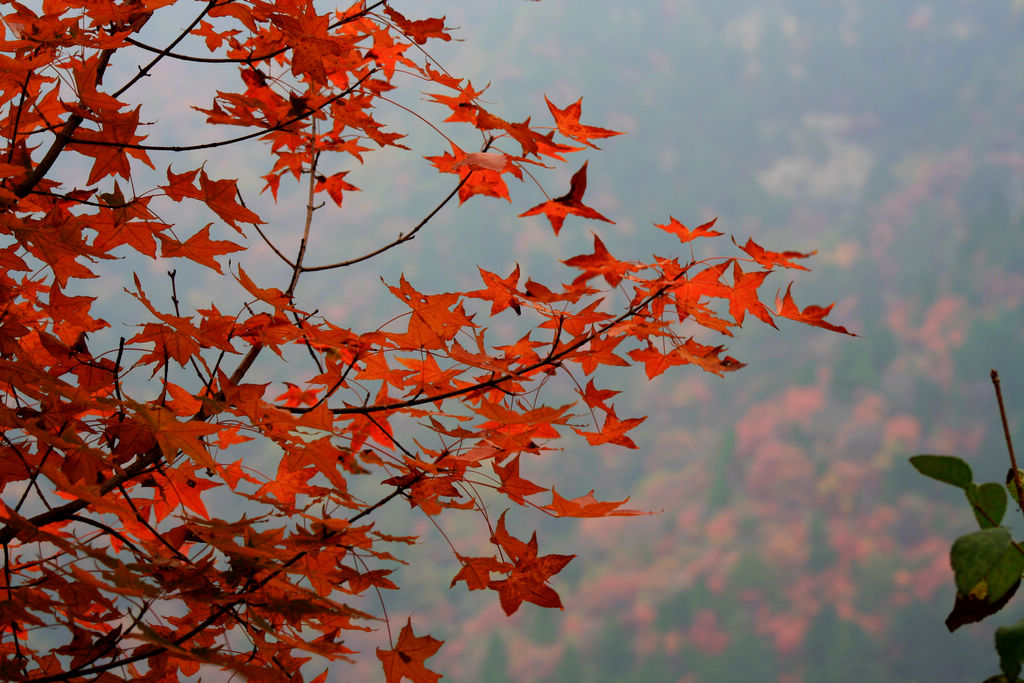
[991,369,1024,520]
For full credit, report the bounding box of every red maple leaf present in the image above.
[543,488,646,518]
[274,382,319,407]
[545,96,624,148]
[377,619,444,683]
[450,554,510,591]
[235,266,300,313]
[655,215,723,243]
[427,81,487,124]
[158,224,244,274]
[426,145,520,203]
[493,455,547,503]
[735,237,816,270]
[573,408,646,448]
[466,264,522,315]
[315,171,359,207]
[383,7,451,44]
[563,233,634,286]
[728,261,776,327]
[577,378,620,413]
[67,106,154,185]
[628,338,746,378]
[487,513,575,615]
[161,166,204,201]
[519,161,614,234]
[775,283,856,335]
[198,169,263,230]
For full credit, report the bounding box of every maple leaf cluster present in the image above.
[0,1,849,681]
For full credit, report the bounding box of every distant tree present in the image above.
[0,1,848,680]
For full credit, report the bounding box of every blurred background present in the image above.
[324,2,1023,681]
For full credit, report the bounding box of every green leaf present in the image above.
[1007,469,1024,506]
[910,454,973,489]
[951,528,1024,602]
[996,620,1024,681]
[968,483,1009,528]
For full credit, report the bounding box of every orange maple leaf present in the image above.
[67,106,154,185]
[543,488,646,518]
[493,455,547,503]
[544,96,624,148]
[735,237,816,270]
[131,404,221,469]
[198,169,263,230]
[775,283,856,335]
[235,266,300,314]
[573,408,646,448]
[426,144,520,203]
[656,216,723,243]
[729,261,777,327]
[275,382,319,407]
[577,378,620,413]
[562,233,634,286]
[158,224,244,273]
[383,7,451,44]
[450,554,510,591]
[315,171,359,207]
[377,619,444,683]
[487,512,575,615]
[519,161,614,234]
[466,264,522,315]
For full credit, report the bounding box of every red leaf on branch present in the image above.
[466,264,522,315]
[158,224,244,274]
[487,512,575,615]
[198,169,263,230]
[377,619,444,683]
[563,233,634,286]
[543,488,646,518]
[545,96,624,148]
[728,261,777,327]
[450,554,510,591]
[574,408,647,448]
[775,283,856,335]
[494,455,547,503]
[735,237,816,270]
[67,106,154,185]
[426,145,520,202]
[519,161,614,234]
[655,216,723,243]
[315,171,359,207]
[383,7,451,44]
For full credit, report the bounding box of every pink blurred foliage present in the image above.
[418,138,1017,681]
[887,296,967,388]
[756,608,810,656]
[686,609,730,655]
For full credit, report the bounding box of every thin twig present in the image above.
[299,174,470,272]
[299,137,494,273]
[992,369,1024,519]
[281,267,688,416]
